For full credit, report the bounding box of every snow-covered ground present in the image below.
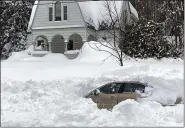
[1,42,184,127]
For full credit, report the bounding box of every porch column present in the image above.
[49,42,52,52]
[64,39,68,52]
[33,41,36,51]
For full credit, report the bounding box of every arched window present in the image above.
[35,36,49,51]
[55,0,61,21]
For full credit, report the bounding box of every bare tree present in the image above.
[87,0,134,66]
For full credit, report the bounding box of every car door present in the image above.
[97,83,121,109]
[117,83,138,103]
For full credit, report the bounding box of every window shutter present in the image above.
[49,8,53,21]
[63,6,67,20]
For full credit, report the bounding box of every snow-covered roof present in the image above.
[129,2,139,19]
[78,1,139,29]
[27,1,139,32]
[78,1,122,29]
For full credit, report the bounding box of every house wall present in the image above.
[27,0,87,53]
[26,33,34,48]
[32,1,86,29]
[27,27,86,53]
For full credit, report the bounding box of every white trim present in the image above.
[32,25,86,30]
[27,0,39,32]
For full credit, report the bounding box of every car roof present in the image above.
[106,81,148,87]
[86,81,149,96]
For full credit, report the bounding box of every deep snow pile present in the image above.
[76,41,118,63]
[1,41,184,127]
[7,45,34,61]
[1,78,184,127]
[6,45,67,62]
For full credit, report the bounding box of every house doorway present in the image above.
[51,34,65,53]
[68,40,74,50]
[68,33,83,50]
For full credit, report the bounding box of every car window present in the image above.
[135,83,145,93]
[124,83,145,93]
[99,83,121,94]
[118,83,126,93]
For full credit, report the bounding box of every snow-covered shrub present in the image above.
[0,1,33,59]
[122,19,183,59]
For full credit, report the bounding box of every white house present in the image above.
[27,0,138,56]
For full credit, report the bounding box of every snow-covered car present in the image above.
[85,81,149,109]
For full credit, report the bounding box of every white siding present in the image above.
[32,1,86,29]
[31,27,86,43]
[26,34,34,47]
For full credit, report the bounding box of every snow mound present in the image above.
[25,45,34,55]
[76,41,117,63]
[7,45,35,61]
[1,78,183,127]
[7,51,31,61]
[40,53,68,61]
[112,99,183,126]
[6,45,68,62]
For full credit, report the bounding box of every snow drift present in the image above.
[1,78,184,127]
[1,41,184,127]
[76,41,118,63]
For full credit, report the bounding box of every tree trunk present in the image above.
[120,59,123,66]
[114,27,116,47]
[120,51,123,66]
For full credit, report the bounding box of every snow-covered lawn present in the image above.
[1,42,184,127]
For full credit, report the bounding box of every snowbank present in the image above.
[76,41,118,63]
[7,45,35,61]
[64,50,80,54]
[1,78,183,127]
[41,53,68,61]
[1,41,184,127]
[7,51,31,61]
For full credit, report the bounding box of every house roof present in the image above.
[79,1,139,29]
[78,1,123,29]
[27,0,138,32]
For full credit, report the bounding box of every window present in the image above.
[124,83,145,93]
[63,6,67,20]
[49,7,53,21]
[99,83,121,94]
[37,40,44,47]
[118,83,126,93]
[55,1,61,21]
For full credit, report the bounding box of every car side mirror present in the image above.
[94,89,100,96]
